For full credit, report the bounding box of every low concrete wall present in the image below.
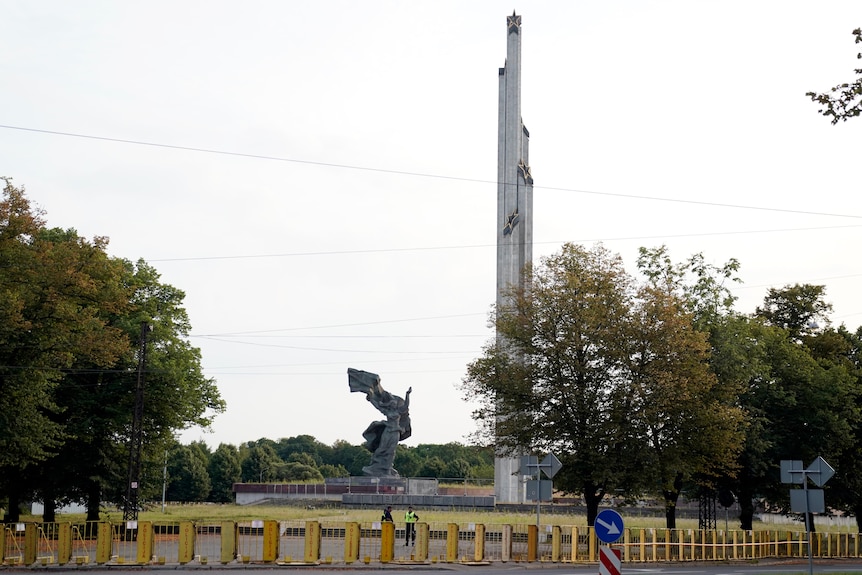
[342,493,495,509]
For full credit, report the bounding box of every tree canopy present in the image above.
[807,28,862,123]
[0,179,224,521]
[461,243,745,526]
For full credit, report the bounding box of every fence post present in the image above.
[95,522,112,564]
[552,524,561,562]
[24,523,37,566]
[303,520,320,564]
[219,521,236,564]
[623,527,631,562]
[527,524,538,562]
[57,522,71,565]
[446,523,459,563]
[501,525,512,562]
[380,521,394,563]
[415,523,429,562]
[571,526,580,562]
[178,521,195,564]
[475,524,486,562]
[344,522,360,564]
[135,521,153,565]
[261,520,279,563]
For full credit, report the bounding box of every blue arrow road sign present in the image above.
[595,509,624,543]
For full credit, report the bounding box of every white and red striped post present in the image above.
[599,547,621,575]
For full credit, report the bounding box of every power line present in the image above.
[3,123,861,221]
[148,224,862,262]
[192,313,487,336]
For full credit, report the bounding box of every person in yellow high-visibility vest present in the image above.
[404,506,419,546]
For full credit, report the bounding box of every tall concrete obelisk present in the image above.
[495,11,533,504]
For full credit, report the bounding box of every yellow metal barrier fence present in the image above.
[3,520,860,567]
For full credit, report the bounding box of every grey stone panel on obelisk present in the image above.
[495,11,533,504]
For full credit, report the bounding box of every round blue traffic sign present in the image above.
[594,509,624,543]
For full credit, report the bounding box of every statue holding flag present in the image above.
[348,368,412,476]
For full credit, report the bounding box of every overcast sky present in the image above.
[2,1,860,451]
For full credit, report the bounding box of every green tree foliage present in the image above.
[463,244,640,525]
[807,28,862,123]
[208,444,242,503]
[72,258,223,519]
[0,180,130,469]
[724,285,860,530]
[635,247,748,527]
[393,445,422,477]
[0,180,133,520]
[0,179,224,520]
[241,443,283,482]
[628,284,745,528]
[166,444,211,502]
[327,440,369,477]
[463,244,746,527]
[812,326,862,531]
[318,463,349,478]
[756,284,833,340]
[280,462,324,482]
[288,452,318,467]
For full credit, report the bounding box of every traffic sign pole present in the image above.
[780,456,834,575]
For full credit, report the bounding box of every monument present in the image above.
[348,368,412,476]
[495,11,533,504]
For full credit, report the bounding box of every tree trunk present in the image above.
[854,504,862,533]
[584,488,603,526]
[4,487,21,523]
[662,472,684,529]
[86,480,101,522]
[42,498,57,523]
[737,486,755,530]
[806,511,817,534]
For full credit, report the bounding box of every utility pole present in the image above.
[123,321,151,523]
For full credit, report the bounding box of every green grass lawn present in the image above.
[18,502,842,534]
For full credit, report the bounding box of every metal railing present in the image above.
[3,519,860,567]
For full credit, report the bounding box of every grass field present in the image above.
[18,502,842,534]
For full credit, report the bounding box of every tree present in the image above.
[628,284,745,528]
[0,179,225,520]
[75,258,224,519]
[276,435,326,466]
[280,462,324,482]
[463,244,646,525]
[815,326,862,531]
[0,181,130,468]
[727,284,859,530]
[393,446,421,477]
[327,440,369,477]
[166,444,211,502]
[241,444,282,482]
[755,284,833,340]
[806,28,862,123]
[0,180,133,520]
[318,463,349,478]
[208,443,242,503]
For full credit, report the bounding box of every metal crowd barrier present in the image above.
[3,519,860,567]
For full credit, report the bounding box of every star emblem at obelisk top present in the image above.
[507,12,521,33]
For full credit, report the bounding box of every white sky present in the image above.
[2,2,860,451]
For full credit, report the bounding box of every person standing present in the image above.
[382,506,393,522]
[404,506,419,546]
